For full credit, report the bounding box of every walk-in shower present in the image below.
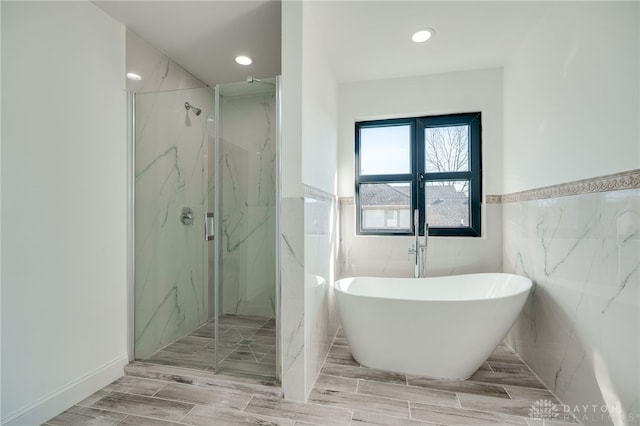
[131,77,279,380]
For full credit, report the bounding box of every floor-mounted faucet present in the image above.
[408,209,428,278]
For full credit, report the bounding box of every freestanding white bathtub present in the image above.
[333,273,532,380]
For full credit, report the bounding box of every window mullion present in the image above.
[358,174,413,184]
[423,171,471,181]
[415,119,425,235]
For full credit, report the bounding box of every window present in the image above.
[355,113,481,237]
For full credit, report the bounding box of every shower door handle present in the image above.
[204,212,215,241]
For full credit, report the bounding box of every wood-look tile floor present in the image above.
[143,314,277,380]
[45,329,579,425]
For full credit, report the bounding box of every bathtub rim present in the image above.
[333,272,533,303]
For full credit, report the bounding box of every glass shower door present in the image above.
[134,87,215,366]
[132,80,278,380]
[214,79,278,379]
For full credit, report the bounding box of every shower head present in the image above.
[184,102,201,116]
[246,76,276,86]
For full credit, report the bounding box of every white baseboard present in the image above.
[2,354,128,426]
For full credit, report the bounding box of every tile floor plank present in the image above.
[406,375,510,399]
[504,385,562,404]
[244,395,352,426]
[76,389,111,407]
[219,358,277,377]
[46,406,127,426]
[313,374,358,393]
[325,350,360,367]
[410,402,529,425]
[103,376,167,397]
[352,410,432,425]
[181,404,296,426]
[488,361,536,376]
[526,418,581,425]
[118,415,183,425]
[469,370,546,389]
[196,372,283,398]
[356,379,460,408]
[309,388,410,419]
[154,382,252,409]
[92,392,194,422]
[321,364,407,385]
[457,392,541,417]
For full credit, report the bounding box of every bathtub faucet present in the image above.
[408,209,428,278]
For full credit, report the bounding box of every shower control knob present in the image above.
[181,207,194,226]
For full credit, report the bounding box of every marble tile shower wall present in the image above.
[504,184,639,425]
[218,93,277,318]
[134,88,215,359]
[304,193,339,399]
[126,29,205,94]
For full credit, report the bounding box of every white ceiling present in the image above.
[95,1,550,86]
[311,1,550,83]
[94,1,281,86]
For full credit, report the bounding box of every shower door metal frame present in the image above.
[213,83,221,370]
[127,92,136,362]
[275,75,282,382]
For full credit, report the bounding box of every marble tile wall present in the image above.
[134,87,215,359]
[280,197,305,400]
[217,92,277,318]
[304,189,339,399]
[126,29,205,94]
[337,201,503,279]
[280,190,340,401]
[503,182,639,425]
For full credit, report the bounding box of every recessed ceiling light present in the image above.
[126,72,142,80]
[235,55,253,66]
[411,29,433,43]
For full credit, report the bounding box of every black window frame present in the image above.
[355,112,482,237]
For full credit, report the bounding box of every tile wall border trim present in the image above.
[500,168,640,204]
[485,195,502,204]
[337,169,640,206]
[339,195,504,205]
[303,184,336,202]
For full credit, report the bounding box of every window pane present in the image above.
[424,125,469,173]
[360,125,411,175]
[424,181,469,227]
[360,182,411,230]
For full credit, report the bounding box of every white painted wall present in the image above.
[1,2,128,424]
[280,1,303,199]
[337,69,504,278]
[338,68,504,197]
[301,4,338,196]
[503,2,640,193]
